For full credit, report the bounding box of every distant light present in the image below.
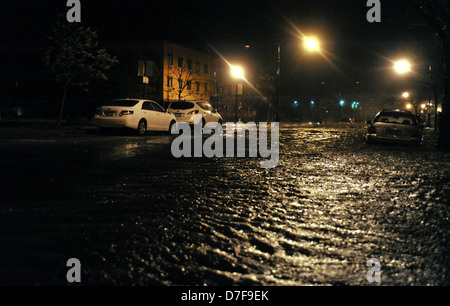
[438,106,442,113]
[340,100,345,107]
[406,104,412,110]
[231,65,245,79]
[305,37,320,52]
[311,101,315,105]
[402,92,410,99]
[294,101,298,105]
[395,60,412,74]
[421,104,426,109]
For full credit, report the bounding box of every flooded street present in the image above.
[1,124,449,286]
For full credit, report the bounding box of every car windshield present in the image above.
[374,112,416,125]
[104,100,139,107]
[169,102,195,110]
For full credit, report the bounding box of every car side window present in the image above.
[197,102,210,111]
[142,102,154,111]
[151,102,165,113]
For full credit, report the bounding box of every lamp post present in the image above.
[231,65,245,122]
[276,36,321,123]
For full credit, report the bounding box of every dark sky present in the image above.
[0,0,439,97]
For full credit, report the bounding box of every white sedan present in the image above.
[93,99,177,135]
[168,101,223,127]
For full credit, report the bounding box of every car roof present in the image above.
[379,108,413,114]
[115,98,158,102]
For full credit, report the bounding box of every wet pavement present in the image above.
[0,123,449,286]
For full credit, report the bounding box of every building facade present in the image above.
[161,41,213,103]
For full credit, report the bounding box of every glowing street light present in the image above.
[275,35,322,122]
[231,65,245,80]
[231,65,245,122]
[304,37,320,52]
[402,92,410,99]
[394,59,412,74]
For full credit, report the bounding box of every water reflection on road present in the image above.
[0,124,449,286]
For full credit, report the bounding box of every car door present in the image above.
[150,102,168,130]
[141,101,156,130]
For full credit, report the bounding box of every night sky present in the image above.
[0,0,439,99]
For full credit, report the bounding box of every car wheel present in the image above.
[137,119,147,136]
[167,120,176,135]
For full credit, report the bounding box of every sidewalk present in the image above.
[0,119,97,139]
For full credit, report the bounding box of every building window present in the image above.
[187,59,192,71]
[167,54,174,66]
[167,77,173,88]
[204,64,209,73]
[204,83,208,93]
[196,62,200,73]
[178,79,183,88]
[178,57,184,68]
[196,82,200,92]
[187,81,192,91]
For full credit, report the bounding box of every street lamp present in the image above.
[394,59,412,75]
[304,37,320,52]
[231,65,245,122]
[276,36,321,122]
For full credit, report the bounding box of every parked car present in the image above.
[167,101,223,127]
[93,99,177,135]
[366,109,423,145]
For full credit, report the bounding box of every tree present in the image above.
[43,15,118,126]
[411,0,450,148]
[172,63,197,101]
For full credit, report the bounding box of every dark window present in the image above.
[187,81,192,90]
[142,102,154,110]
[197,102,213,111]
[104,100,139,107]
[169,102,195,110]
[204,83,208,92]
[204,64,209,73]
[196,82,200,92]
[178,57,184,67]
[374,112,417,125]
[167,77,173,87]
[167,54,174,66]
[151,102,165,112]
[196,62,200,73]
[187,59,192,71]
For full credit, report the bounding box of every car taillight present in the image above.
[187,110,200,115]
[119,110,134,116]
[368,126,377,134]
